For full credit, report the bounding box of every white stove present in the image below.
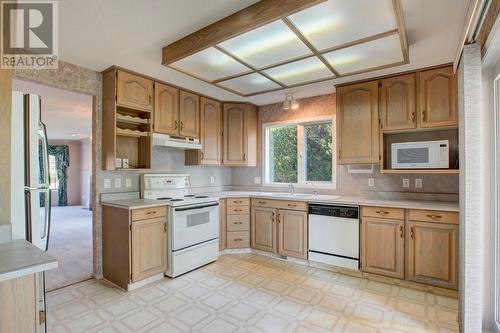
[141,174,219,277]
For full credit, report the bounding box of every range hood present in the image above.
[152,133,202,150]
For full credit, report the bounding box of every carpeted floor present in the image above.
[46,205,93,291]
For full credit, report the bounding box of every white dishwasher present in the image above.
[308,203,360,270]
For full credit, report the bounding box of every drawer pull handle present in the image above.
[234,238,243,242]
[146,211,156,215]
[288,204,296,207]
[375,210,389,215]
[233,209,242,212]
[234,222,243,225]
[426,214,442,219]
[233,200,242,203]
[258,201,266,204]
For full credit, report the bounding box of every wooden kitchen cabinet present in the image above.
[154,82,179,135]
[251,206,276,252]
[116,70,153,111]
[407,219,458,289]
[185,97,222,165]
[380,73,416,131]
[226,198,250,248]
[336,81,379,164]
[278,209,308,259]
[418,66,457,129]
[219,199,226,250]
[222,103,257,167]
[361,217,405,279]
[131,217,167,282]
[179,90,200,138]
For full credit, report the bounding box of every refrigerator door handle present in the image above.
[40,188,51,249]
[38,119,50,189]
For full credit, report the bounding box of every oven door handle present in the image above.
[174,202,219,212]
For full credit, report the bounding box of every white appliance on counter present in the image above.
[141,174,219,277]
[308,204,360,270]
[11,92,51,331]
[391,140,449,169]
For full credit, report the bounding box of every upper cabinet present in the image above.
[154,82,179,135]
[179,90,200,138]
[222,103,257,167]
[418,66,457,129]
[336,81,379,164]
[116,70,153,112]
[380,73,416,132]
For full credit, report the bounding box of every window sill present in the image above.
[262,183,336,190]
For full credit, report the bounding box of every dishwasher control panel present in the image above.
[308,204,359,219]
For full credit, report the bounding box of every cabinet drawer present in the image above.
[131,206,167,221]
[408,210,458,225]
[251,198,307,211]
[227,215,250,231]
[227,231,249,248]
[227,206,250,215]
[226,198,250,206]
[362,206,404,220]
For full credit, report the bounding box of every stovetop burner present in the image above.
[194,195,209,198]
[170,198,184,202]
[156,197,172,201]
[184,195,195,198]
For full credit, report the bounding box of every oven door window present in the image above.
[186,211,210,227]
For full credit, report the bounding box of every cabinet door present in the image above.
[361,217,404,279]
[418,66,457,128]
[179,90,200,138]
[223,103,247,166]
[407,221,458,289]
[251,207,276,252]
[116,70,153,111]
[380,73,416,131]
[200,97,222,165]
[131,218,167,282]
[154,82,179,135]
[336,81,379,164]
[278,210,308,259]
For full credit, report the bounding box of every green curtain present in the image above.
[40,145,70,206]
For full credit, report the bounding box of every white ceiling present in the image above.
[58,0,470,105]
[12,79,93,141]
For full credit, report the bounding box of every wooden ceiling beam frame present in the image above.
[161,0,327,65]
[392,0,410,64]
[318,29,400,54]
[281,17,341,77]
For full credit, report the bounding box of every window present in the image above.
[48,155,59,190]
[264,117,335,187]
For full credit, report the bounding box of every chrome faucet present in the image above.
[288,183,295,195]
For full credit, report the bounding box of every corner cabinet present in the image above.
[336,81,379,164]
[380,73,416,131]
[418,66,457,129]
[179,90,200,138]
[222,103,257,167]
[154,82,179,136]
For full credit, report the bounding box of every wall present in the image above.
[49,140,82,206]
[231,94,459,201]
[0,70,12,225]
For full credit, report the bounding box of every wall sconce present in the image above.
[283,93,299,110]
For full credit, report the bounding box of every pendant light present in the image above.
[283,93,299,110]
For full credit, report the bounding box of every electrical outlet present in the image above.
[103,178,111,189]
[210,176,215,184]
[115,178,122,188]
[415,178,423,188]
[402,178,410,188]
[125,178,132,188]
[254,177,261,184]
[368,178,375,187]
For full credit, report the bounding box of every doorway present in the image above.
[13,79,94,291]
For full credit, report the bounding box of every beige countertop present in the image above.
[0,240,58,283]
[101,191,459,212]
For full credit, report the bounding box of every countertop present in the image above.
[0,240,58,283]
[101,191,459,212]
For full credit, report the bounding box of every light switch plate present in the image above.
[254,177,261,184]
[115,178,122,188]
[103,179,111,189]
[210,176,215,184]
[125,178,132,188]
[402,178,410,188]
[415,178,423,188]
[368,178,375,187]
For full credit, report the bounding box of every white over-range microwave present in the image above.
[391,140,449,169]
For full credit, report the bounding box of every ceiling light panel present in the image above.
[218,73,281,95]
[323,34,403,75]
[219,20,312,68]
[263,57,334,86]
[288,0,397,51]
[169,47,251,81]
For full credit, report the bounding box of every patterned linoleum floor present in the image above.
[46,254,459,333]
[46,206,93,291]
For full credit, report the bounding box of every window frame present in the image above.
[262,115,336,189]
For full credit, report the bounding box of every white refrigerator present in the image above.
[11,91,51,332]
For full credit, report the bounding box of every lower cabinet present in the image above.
[407,220,458,289]
[361,217,405,279]
[250,199,308,260]
[103,205,167,290]
[226,198,250,248]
